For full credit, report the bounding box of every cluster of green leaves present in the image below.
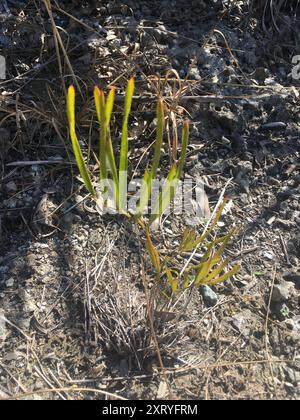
[66,80,239,296]
[66,79,189,225]
[146,198,240,295]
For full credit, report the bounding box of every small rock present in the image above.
[291,315,300,332]
[284,316,300,332]
[278,187,296,201]
[236,176,250,193]
[284,319,295,331]
[156,381,169,399]
[201,285,218,307]
[231,309,258,338]
[189,67,201,81]
[18,317,31,331]
[35,264,50,276]
[106,29,117,41]
[272,285,290,303]
[5,277,14,287]
[262,250,275,261]
[221,136,231,146]
[60,211,74,232]
[3,351,22,361]
[19,289,37,313]
[0,390,9,398]
[237,161,253,175]
[251,67,270,83]
[214,107,238,131]
[283,365,300,385]
[261,122,286,131]
[271,282,291,303]
[282,270,300,287]
[5,180,17,192]
[209,160,227,174]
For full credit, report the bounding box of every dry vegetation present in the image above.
[0,0,300,400]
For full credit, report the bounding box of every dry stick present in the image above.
[65,354,299,385]
[43,0,81,95]
[6,160,74,167]
[1,314,68,399]
[0,315,68,399]
[42,0,66,96]
[114,92,288,103]
[197,80,300,91]
[14,93,24,158]
[142,270,172,398]
[213,29,248,81]
[139,232,173,399]
[1,387,127,401]
[279,234,290,265]
[47,369,69,399]
[0,314,32,342]
[165,357,297,375]
[64,356,300,385]
[264,266,279,400]
[0,363,28,394]
[34,366,67,400]
[1,103,55,126]
[270,0,281,32]
[32,344,67,400]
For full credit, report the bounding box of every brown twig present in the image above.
[1,387,127,401]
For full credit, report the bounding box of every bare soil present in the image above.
[0,0,299,400]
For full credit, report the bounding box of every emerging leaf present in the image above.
[150,99,164,180]
[145,228,161,273]
[66,85,95,196]
[165,267,179,293]
[93,86,108,187]
[119,78,134,174]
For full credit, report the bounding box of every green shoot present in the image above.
[150,99,164,180]
[68,80,189,223]
[149,120,189,225]
[119,78,134,174]
[146,198,240,296]
[119,78,134,210]
[93,86,108,190]
[66,85,96,197]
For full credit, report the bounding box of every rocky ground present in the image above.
[0,0,299,400]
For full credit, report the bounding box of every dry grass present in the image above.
[1,0,299,400]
